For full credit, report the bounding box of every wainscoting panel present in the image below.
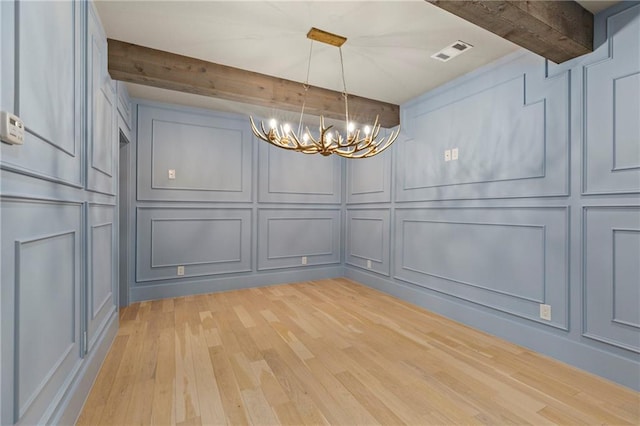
[136,207,252,282]
[258,209,341,270]
[346,209,390,275]
[0,1,82,187]
[394,207,569,329]
[137,105,252,202]
[86,4,116,195]
[583,4,640,194]
[397,53,569,201]
[0,198,82,425]
[584,206,640,352]
[258,143,341,204]
[346,148,391,204]
[87,203,117,352]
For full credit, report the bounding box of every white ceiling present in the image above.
[95,0,619,119]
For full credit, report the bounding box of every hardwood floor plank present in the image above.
[77,279,639,425]
[190,324,226,425]
[151,327,176,425]
[209,346,251,425]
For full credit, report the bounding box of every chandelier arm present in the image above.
[250,117,271,143]
[362,130,400,158]
[304,126,324,150]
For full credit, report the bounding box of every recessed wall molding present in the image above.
[87,203,117,353]
[258,209,341,270]
[393,207,569,329]
[583,206,640,353]
[397,53,569,202]
[258,142,341,204]
[137,104,252,202]
[1,198,82,425]
[136,207,252,282]
[346,209,391,276]
[0,0,83,188]
[346,147,392,204]
[582,4,640,195]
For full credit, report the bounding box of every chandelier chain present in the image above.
[297,41,315,136]
[339,47,349,134]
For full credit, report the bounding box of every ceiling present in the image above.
[95,0,619,119]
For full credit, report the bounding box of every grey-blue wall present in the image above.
[345,2,640,391]
[0,2,123,424]
[122,101,344,303]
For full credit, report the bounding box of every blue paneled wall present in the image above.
[1,2,121,424]
[2,4,638,424]
[124,102,343,302]
[345,2,640,391]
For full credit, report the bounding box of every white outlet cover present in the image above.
[177,265,185,276]
[444,149,451,162]
[301,256,307,265]
[367,260,372,269]
[452,148,459,160]
[540,304,551,321]
[168,169,176,179]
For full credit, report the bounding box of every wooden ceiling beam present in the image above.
[426,1,594,64]
[107,39,400,128]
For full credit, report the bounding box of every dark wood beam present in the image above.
[426,1,593,63]
[107,39,400,128]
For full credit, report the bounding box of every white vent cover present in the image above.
[431,40,474,62]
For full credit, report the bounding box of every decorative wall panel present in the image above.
[394,207,569,329]
[0,199,82,425]
[258,209,341,270]
[583,4,640,194]
[258,143,341,204]
[346,209,390,275]
[584,206,640,352]
[346,147,392,204]
[86,5,116,195]
[87,203,117,352]
[397,53,569,201]
[0,1,82,186]
[136,207,252,282]
[137,105,252,202]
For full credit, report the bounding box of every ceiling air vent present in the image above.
[431,40,473,62]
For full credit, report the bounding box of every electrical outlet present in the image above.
[177,265,185,276]
[452,148,459,160]
[168,169,176,180]
[367,260,372,269]
[540,304,551,321]
[444,149,451,162]
[301,256,307,265]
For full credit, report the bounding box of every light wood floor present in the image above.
[77,278,639,425]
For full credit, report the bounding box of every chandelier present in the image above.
[250,28,400,159]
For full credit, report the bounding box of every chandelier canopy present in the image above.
[249,28,400,159]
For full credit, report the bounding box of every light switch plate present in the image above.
[177,265,185,276]
[168,169,176,179]
[452,148,459,160]
[444,149,451,162]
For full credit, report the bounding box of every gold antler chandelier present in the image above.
[250,28,399,159]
